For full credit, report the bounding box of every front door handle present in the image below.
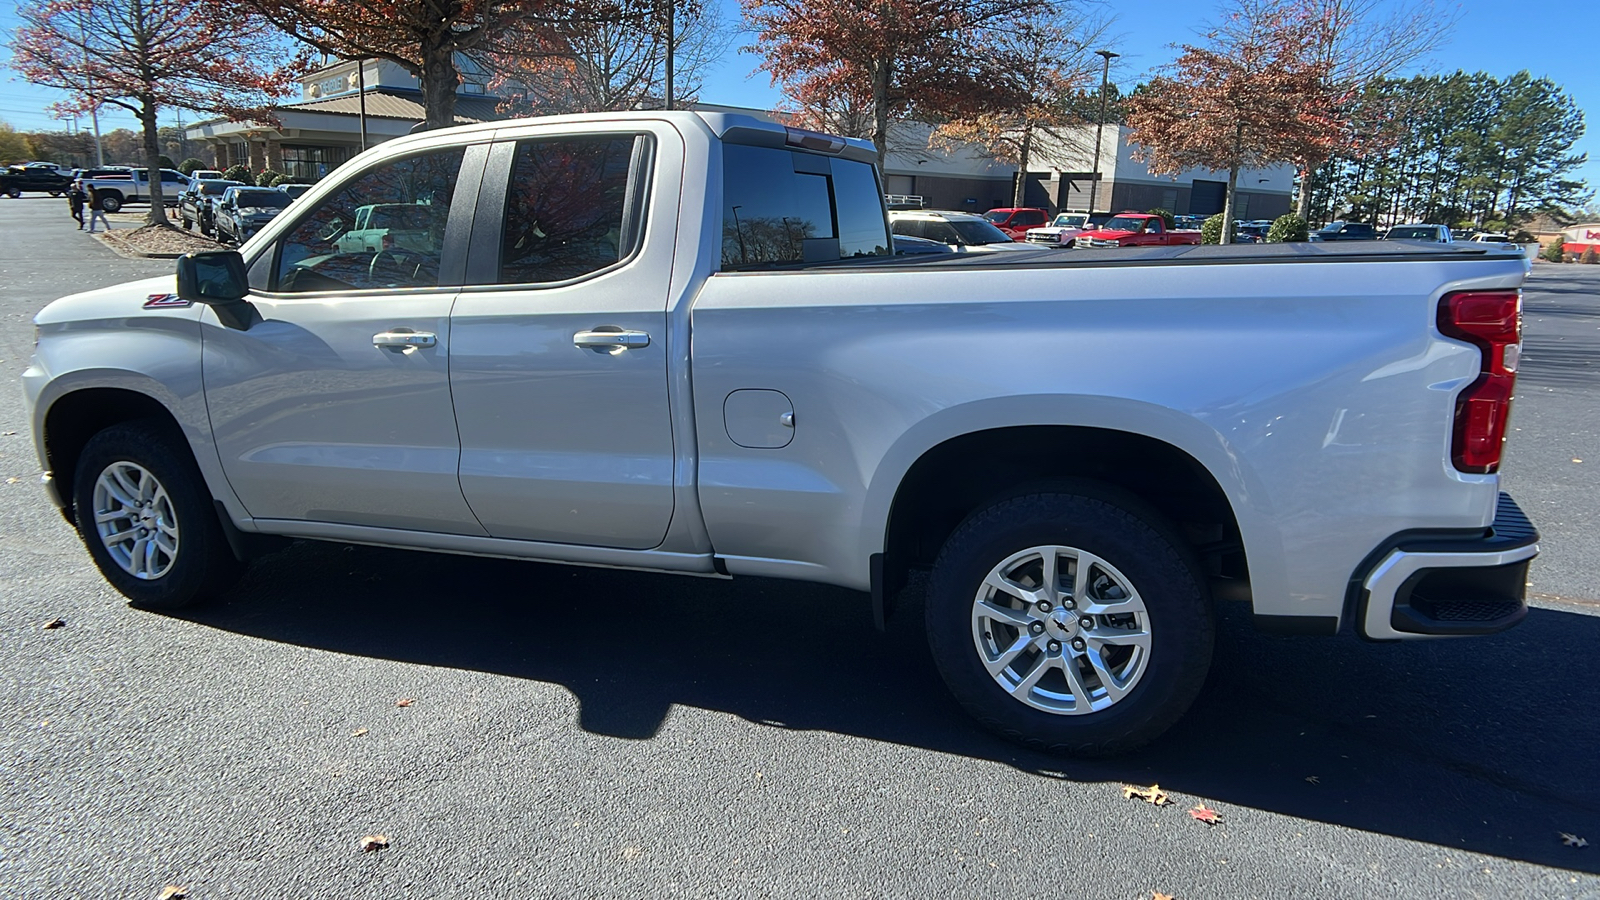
[574,327,651,353]
[373,330,437,350]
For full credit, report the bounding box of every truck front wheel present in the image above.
[925,488,1213,756]
[72,420,244,609]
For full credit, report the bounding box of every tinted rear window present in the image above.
[721,143,890,269]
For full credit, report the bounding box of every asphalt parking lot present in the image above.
[2,196,1597,899]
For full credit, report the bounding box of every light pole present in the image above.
[1086,49,1118,215]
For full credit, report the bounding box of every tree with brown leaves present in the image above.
[10,0,305,225]
[932,8,1109,207]
[1125,8,1337,244]
[743,0,1042,167]
[238,0,642,131]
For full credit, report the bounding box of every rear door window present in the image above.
[496,135,646,285]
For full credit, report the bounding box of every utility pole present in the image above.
[1086,49,1118,215]
[77,12,104,166]
[357,58,369,151]
[663,0,675,111]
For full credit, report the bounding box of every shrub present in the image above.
[222,163,252,183]
[1201,213,1226,244]
[1583,247,1598,265]
[1267,214,1309,243]
[255,168,286,187]
[1542,239,1567,263]
[178,157,206,175]
[1147,207,1175,229]
[157,154,176,169]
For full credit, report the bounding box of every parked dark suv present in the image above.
[1309,221,1378,241]
[178,179,245,235]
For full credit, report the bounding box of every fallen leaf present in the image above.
[1189,804,1223,825]
[351,728,368,737]
[359,834,389,852]
[621,846,642,860]
[158,887,188,900]
[1561,833,1588,848]
[1121,783,1172,806]
[1305,776,1320,784]
[5,477,19,484]
[1154,893,1176,900]
[1573,458,1583,464]
[41,618,65,629]
[1,430,15,436]
[395,698,414,708]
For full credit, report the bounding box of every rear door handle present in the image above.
[574,328,651,352]
[373,330,437,350]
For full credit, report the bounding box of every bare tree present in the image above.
[489,2,731,114]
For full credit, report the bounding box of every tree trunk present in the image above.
[139,97,168,226]
[419,33,460,131]
[1296,166,1311,219]
[870,59,890,169]
[1220,162,1239,245]
[1012,124,1033,208]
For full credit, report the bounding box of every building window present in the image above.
[281,145,349,181]
[1161,188,1178,210]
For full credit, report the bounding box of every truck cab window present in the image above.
[721,143,890,270]
[271,147,464,293]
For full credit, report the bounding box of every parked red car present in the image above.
[1076,213,1203,248]
[982,207,1050,241]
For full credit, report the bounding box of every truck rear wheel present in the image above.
[925,487,1213,756]
[99,192,123,213]
[72,420,244,609]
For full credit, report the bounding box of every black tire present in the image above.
[182,215,192,230]
[100,192,123,213]
[925,486,1213,756]
[49,190,62,197]
[72,420,244,609]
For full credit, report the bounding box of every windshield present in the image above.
[982,211,1011,224]
[235,191,290,209]
[1387,226,1437,239]
[1100,216,1149,232]
[1051,215,1087,228]
[949,220,1013,245]
[200,181,239,195]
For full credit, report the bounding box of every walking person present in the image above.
[68,182,86,229]
[85,184,110,233]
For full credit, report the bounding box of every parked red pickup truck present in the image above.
[1077,213,1203,248]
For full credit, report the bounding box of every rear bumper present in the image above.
[1354,492,1539,640]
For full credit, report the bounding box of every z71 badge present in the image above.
[142,293,192,309]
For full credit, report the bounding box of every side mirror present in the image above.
[177,251,254,329]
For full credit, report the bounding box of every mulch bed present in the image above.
[96,223,221,257]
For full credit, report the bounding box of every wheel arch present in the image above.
[864,396,1286,624]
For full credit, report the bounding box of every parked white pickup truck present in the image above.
[78,167,191,213]
[24,112,1538,755]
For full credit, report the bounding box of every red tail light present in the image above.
[1437,290,1521,474]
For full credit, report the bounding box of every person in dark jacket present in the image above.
[85,184,110,233]
[68,182,86,229]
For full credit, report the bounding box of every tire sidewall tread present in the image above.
[72,420,241,609]
[926,490,1214,756]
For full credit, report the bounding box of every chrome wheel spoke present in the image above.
[1009,653,1055,698]
[1038,550,1061,606]
[95,507,129,525]
[103,527,139,545]
[984,633,1033,676]
[976,598,1035,629]
[984,571,1044,607]
[1060,654,1101,710]
[1088,628,1151,652]
[1084,647,1132,703]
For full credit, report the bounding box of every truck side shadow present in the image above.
[175,539,1600,875]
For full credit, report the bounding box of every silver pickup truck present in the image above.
[24,112,1538,755]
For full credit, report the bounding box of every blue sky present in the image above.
[3,0,1595,197]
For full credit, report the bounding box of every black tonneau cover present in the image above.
[790,239,1530,274]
